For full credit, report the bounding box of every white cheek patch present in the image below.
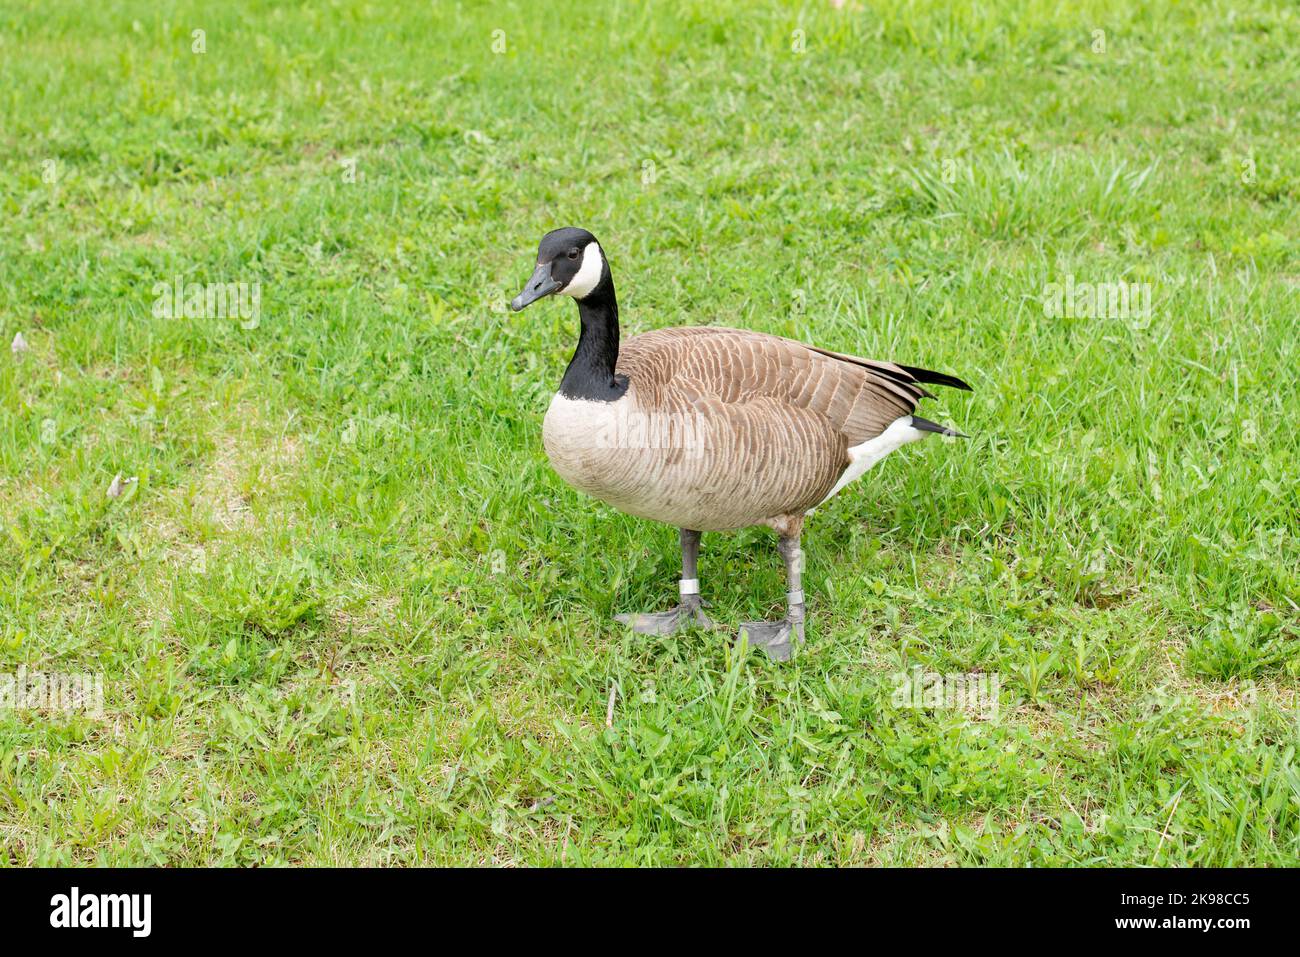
[563,242,604,299]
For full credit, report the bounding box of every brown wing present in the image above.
[609,326,945,517]
[617,326,929,449]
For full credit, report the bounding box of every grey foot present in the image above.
[738,618,805,661]
[615,602,714,636]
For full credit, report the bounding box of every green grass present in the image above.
[1,0,1298,865]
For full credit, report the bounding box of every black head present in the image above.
[510,227,608,311]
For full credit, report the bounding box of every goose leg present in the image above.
[615,529,715,635]
[739,532,806,661]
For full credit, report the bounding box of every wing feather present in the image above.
[610,326,968,515]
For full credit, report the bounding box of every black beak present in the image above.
[510,263,560,311]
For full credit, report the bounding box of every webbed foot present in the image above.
[615,601,714,635]
[738,617,805,661]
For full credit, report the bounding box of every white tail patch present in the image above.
[817,415,927,506]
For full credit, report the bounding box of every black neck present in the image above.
[558,275,628,401]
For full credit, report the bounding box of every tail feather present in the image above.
[911,415,969,439]
[895,364,974,392]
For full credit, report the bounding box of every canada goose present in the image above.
[511,227,971,660]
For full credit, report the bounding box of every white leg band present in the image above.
[787,589,804,606]
[679,578,700,597]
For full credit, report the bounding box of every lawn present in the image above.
[1,0,1298,866]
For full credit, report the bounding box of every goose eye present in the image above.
[567,249,579,260]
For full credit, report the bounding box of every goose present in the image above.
[511,227,971,660]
